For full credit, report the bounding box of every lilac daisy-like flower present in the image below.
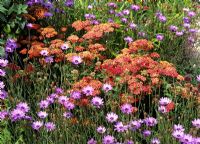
[196,75,200,82]
[0,69,6,76]
[64,101,75,110]
[158,15,167,22]
[97,126,106,134]
[16,102,30,113]
[45,122,55,131]
[129,120,141,130]
[70,91,81,99]
[124,36,133,43]
[158,106,167,113]
[0,59,8,67]
[138,32,146,37]
[188,11,196,17]
[130,5,140,11]
[55,87,64,94]
[114,121,128,133]
[87,138,97,144]
[102,83,112,92]
[72,56,82,65]
[115,12,124,17]
[181,134,193,143]
[0,90,8,99]
[156,34,164,41]
[0,81,5,89]
[65,0,74,7]
[108,18,114,23]
[183,17,190,23]
[58,96,69,105]
[192,119,200,128]
[172,130,184,139]
[87,5,93,9]
[183,23,190,29]
[173,124,185,132]
[44,12,53,17]
[45,56,54,63]
[61,43,70,50]
[189,28,198,33]
[142,130,151,137]
[37,111,48,119]
[107,2,117,8]
[109,9,115,14]
[39,100,49,109]
[5,38,18,53]
[40,50,49,56]
[10,109,25,121]
[46,96,55,104]
[82,86,94,96]
[122,9,130,15]
[103,135,115,144]
[169,25,178,32]
[63,112,73,118]
[106,112,118,123]
[91,96,104,108]
[120,103,133,114]
[176,31,184,36]
[151,138,160,144]
[125,140,134,144]
[144,117,157,127]
[129,22,137,30]
[159,97,172,106]
[32,121,43,130]
[121,17,128,23]
[0,110,8,120]
[194,137,200,143]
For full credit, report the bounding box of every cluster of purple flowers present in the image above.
[5,38,18,53]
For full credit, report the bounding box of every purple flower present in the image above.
[72,56,82,65]
[144,117,157,127]
[192,119,200,129]
[82,86,94,96]
[129,22,137,30]
[5,38,18,53]
[159,97,172,106]
[156,34,164,41]
[55,87,64,94]
[10,109,25,121]
[87,138,97,144]
[63,112,73,118]
[0,59,8,67]
[45,56,54,63]
[181,134,193,143]
[45,122,55,131]
[183,23,190,29]
[107,2,117,8]
[39,100,49,109]
[103,135,115,144]
[109,9,115,14]
[64,101,75,110]
[44,12,53,17]
[176,31,184,36]
[0,81,5,89]
[97,126,106,134]
[40,50,49,56]
[102,83,112,92]
[32,121,43,130]
[158,15,167,23]
[124,36,133,43]
[169,25,178,32]
[173,124,185,132]
[123,9,130,15]
[65,0,74,7]
[138,32,146,37]
[172,130,184,139]
[196,75,200,82]
[0,90,8,99]
[87,5,93,9]
[121,17,128,23]
[188,11,196,17]
[37,111,48,119]
[43,2,53,9]
[46,97,55,104]
[158,106,167,113]
[125,140,134,144]
[70,91,81,99]
[108,18,114,23]
[129,120,141,130]
[106,112,118,123]
[91,20,99,25]
[0,69,6,76]
[183,17,190,23]
[142,130,151,137]
[114,121,128,133]
[130,5,140,11]
[151,138,160,144]
[115,12,124,17]
[16,102,30,113]
[194,137,200,143]
[58,96,69,105]
[120,103,133,114]
[0,110,8,120]
[61,43,70,50]
[91,96,104,108]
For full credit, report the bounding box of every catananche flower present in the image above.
[10,109,25,121]
[46,96,55,104]
[0,59,8,67]
[159,97,172,106]
[55,87,64,94]
[129,120,141,130]
[0,69,6,77]
[87,138,97,144]
[183,17,190,23]
[87,5,93,9]
[124,36,133,43]
[124,140,134,144]
[107,2,117,8]
[70,91,81,99]
[45,122,56,131]
[142,130,151,137]
[0,90,8,99]
[189,28,198,33]
[121,17,128,23]
[156,34,164,41]
[44,12,53,17]
[183,23,190,29]
[16,102,30,113]
[61,43,70,50]
[196,75,200,82]
[173,124,185,132]
[39,100,49,109]
[172,130,184,139]
[176,31,184,36]
[0,110,8,120]
[102,83,112,92]
[188,11,196,17]
[63,112,73,118]
[65,0,74,7]
[180,134,193,143]
[82,86,94,96]
[97,126,106,134]
[5,38,18,53]
[192,119,200,128]
[114,121,128,133]
[158,15,167,22]
[151,138,160,144]
[91,96,104,108]
[37,111,48,119]
[109,9,115,14]
[103,135,115,144]
[108,18,114,23]
[32,121,43,130]
[120,103,133,114]
[144,117,157,127]
[115,12,124,17]
[64,101,75,110]
[58,96,69,105]
[106,112,118,123]
[40,50,49,56]
[123,9,130,15]
[45,56,54,63]
[130,5,140,11]
[72,56,82,65]
[129,22,137,30]
[169,25,178,32]
[0,81,5,89]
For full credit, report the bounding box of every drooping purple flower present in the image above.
[91,96,104,108]
[45,122,56,131]
[103,135,115,144]
[63,112,73,118]
[87,138,97,144]
[0,59,8,67]
[156,34,164,41]
[130,5,140,11]
[97,126,106,134]
[129,120,141,130]
[172,130,184,139]
[16,102,30,113]
[120,103,133,114]
[82,86,94,96]
[0,110,8,120]
[173,124,185,132]
[102,83,113,92]
[106,112,118,123]
[142,130,151,137]
[169,25,178,32]
[40,50,49,56]
[114,121,128,133]
[124,36,133,43]
[10,109,25,121]
[144,117,157,127]
[0,69,6,76]
[45,56,54,63]
[0,90,7,99]
[188,11,196,17]
[65,0,74,7]
[70,91,81,99]
[32,121,43,130]
[39,100,49,109]
[72,56,82,65]
[151,138,160,144]
[159,97,172,106]
[192,118,200,129]
[37,111,48,119]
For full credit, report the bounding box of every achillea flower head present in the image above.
[172,130,184,139]
[142,130,151,137]
[120,103,133,114]
[0,59,8,67]
[91,96,104,108]
[97,126,106,134]
[151,138,160,144]
[124,36,133,43]
[63,112,73,118]
[0,69,6,77]
[87,138,97,144]
[16,102,30,113]
[169,25,178,32]
[70,91,81,99]
[159,97,172,106]
[45,122,56,131]
[10,109,25,121]
[106,112,118,123]
[37,111,48,119]
[156,34,164,41]
[114,121,128,133]
[130,5,140,11]
[0,110,8,120]
[40,49,49,56]
[102,83,112,92]
[82,86,94,96]
[144,117,157,127]
[39,100,49,109]
[192,119,200,128]
[72,56,82,65]
[103,135,115,144]
[173,124,185,132]
[32,121,43,130]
